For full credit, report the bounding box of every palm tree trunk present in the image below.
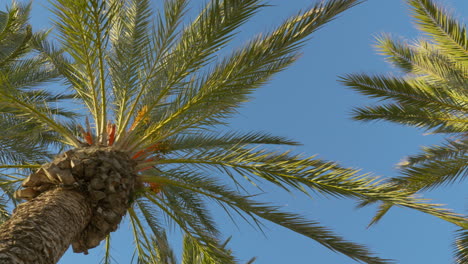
[0,188,92,264]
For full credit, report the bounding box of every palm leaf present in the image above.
[408,0,468,63]
[135,0,361,148]
[140,170,392,264]
[341,0,468,246]
[454,228,468,264]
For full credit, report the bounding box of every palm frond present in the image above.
[342,2,468,227]
[351,103,467,133]
[128,207,161,264]
[408,0,468,63]
[363,138,467,227]
[394,138,468,191]
[100,235,117,264]
[141,171,392,264]
[0,87,79,146]
[147,147,467,227]
[51,0,118,138]
[142,193,238,264]
[168,131,300,152]
[135,0,361,148]
[152,231,178,264]
[117,0,266,144]
[341,73,468,112]
[108,0,155,137]
[0,2,32,66]
[375,35,468,90]
[454,228,468,264]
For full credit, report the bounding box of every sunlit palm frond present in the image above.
[140,193,238,264]
[351,103,467,133]
[116,0,266,144]
[342,0,468,241]
[341,73,468,112]
[129,207,161,264]
[108,0,155,136]
[144,147,466,227]
[395,138,468,191]
[152,231,178,264]
[0,2,31,66]
[139,169,392,264]
[408,0,468,63]
[168,131,300,152]
[51,0,119,138]
[134,0,361,148]
[375,35,468,90]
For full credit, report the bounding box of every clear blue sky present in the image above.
[24,0,468,263]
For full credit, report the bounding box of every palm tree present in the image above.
[0,0,465,263]
[341,0,468,262]
[0,2,75,224]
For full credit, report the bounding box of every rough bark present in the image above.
[11,146,138,256]
[0,188,92,264]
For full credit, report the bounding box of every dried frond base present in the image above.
[15,147,137,254]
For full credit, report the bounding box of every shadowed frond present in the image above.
[0,3,78,160]
[454,228,468,264]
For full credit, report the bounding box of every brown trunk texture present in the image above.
[0,188,92,264]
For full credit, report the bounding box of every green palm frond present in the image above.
[0,87,79,146]
[141,193,238,264]
[342,0,468,190]
[0,2,31,66]
[116,0,265,142]
[152,231,178,264]
[395,138,468,191]
[108,0,155,136]
[408,0,468,63]
[341,75,468,133]
[180,235,255,264]
[129,207,161,263]
[375,36,468,89]
[341,74,467,112]
[168,131,300,152]
[454,228,468,264]
[0,115,54,164]
[133,0,361,148]
[144,148,466,227]
[50,0,118,139]
[140,170,392,264]
[0,3,77,161]
[341,0,468,243]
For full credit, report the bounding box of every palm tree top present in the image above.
[0,0,466,263]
